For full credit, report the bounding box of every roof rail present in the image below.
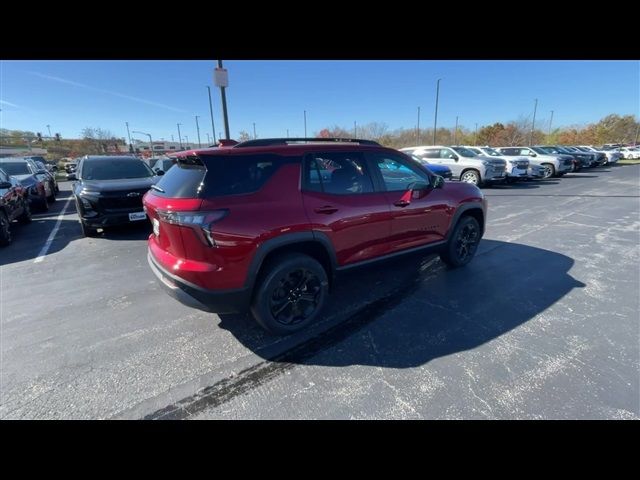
[233,137,381,148]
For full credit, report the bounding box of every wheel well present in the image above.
[256,241,334,286]
[460,168,481,179]
[460,208,484,235]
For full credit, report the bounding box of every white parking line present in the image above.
[33,197,73,264]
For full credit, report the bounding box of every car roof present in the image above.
[81,155,143,161]
[0,157,30,163]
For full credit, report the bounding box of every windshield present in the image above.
[81,159,154,180]
[451,147,477,157]
[532,147,551,154]
[480,147,501,156]
[0,162,31,175]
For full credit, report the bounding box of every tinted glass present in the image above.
[0,162,31,175]
[153,156,207,198]
[304,152,373,195]
[0,169,8,182]
[203,153,288,197]
[451,147,478,157]
[80,159,154,180]
[373,153,427,191]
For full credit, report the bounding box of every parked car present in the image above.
[400,145,506,186]
[0,158,50,211]
[143,137,488,335]
[0,168,32,246]
[34,160,59,195]
[151,157,177,175]
[618,147,640,159]
[71,155,160,237]
[534,146,592,170]
[407,154,453,179]
[495,147,573,178]
[576,145,621,164]
[465,146,529,183]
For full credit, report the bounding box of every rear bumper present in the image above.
[148,251,250,314]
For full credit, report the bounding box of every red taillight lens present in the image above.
[156,209,228,247]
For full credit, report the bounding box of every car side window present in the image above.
[0,169,7,182]
[440,148,456,159]
[372,153,428,192]
[303,152,374,195]
[418,149,440,159]
[519,148,533,156]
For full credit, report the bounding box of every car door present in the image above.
[301,151,392,266]
[436,147,464,177]
[369,151,451,253]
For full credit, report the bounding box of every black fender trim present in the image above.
[446,202,485,240]
[244,231,338,291]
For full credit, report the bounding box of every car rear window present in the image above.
[0,162,31,175]
[153,153,291,198]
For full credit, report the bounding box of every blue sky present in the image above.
[1,60,638,143]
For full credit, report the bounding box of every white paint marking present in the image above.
[33,197,73,263]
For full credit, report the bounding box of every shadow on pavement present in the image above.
[218,239,585,369]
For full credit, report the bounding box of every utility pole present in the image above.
[125,122,133,151]
[217,60,230,140]
[253,122,257,139]
[177,123,183,149]
[195,115,202,147]
[530,98,538,146]
[548,110,554,137]
[417,106,421,144]
[474,123,478,146]
[433,78,441,145]
[454,116,459,145]
[304,110,307,138]
[206,86,217,144]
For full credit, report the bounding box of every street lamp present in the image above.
[46,124,52,138]
[132,130,154,159]
[177,123,183,149]
[530,98,538,146]
[195,115,202,147]
[184,135,189,147]
[433,78,441,145]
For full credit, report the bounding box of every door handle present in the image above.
[314,205,338,214]
[394,200,410,208]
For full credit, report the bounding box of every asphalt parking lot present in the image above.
[1,165,638,419]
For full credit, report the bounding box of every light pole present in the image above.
[206,86,217,144]
[217,60,230,140]
[46,124,52,138]
[474,123,479,146]
[195,115,202,147]
[177,123,183,149]
[253,122,257,139]
[548,110,554,137]
[171,134,174,142]
[286,129,289,138]
[125,122,133,152]
[453,116,459,145]
[206,133,211,144]
[354,121,357,138]
[132,130,154,159]
[417,106,421,144]
[184,135,189,147]
[304,110,307,138]
[433,78,441,145]
[530,98,538,146]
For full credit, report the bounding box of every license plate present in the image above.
[152,218,160,236]
[129,211,146,222]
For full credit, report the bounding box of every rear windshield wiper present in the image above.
[150,185,165,193]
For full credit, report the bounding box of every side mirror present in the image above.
[408,181,430,192]
[0,181,12,189]
[451,155,459,161]
[155,170,165,176]
[529,152,537,157]
[431,175,445,189]
[67,173,76,180]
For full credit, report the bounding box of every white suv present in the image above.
[400,145,506,187]
[495,146,573,178]
[465,146,529,182]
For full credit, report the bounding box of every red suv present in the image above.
[143,138,487,334]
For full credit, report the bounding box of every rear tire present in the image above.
[0,211,11,247]
[440,216,481,268]
[460,169,481,186]
[251,253,329,335]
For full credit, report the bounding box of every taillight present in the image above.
[156,209,228,247]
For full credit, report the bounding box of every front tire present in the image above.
[80,220,98,237]
[0,211,12,246]
[17,200,32,224]
[440,216,481,268]
[251,253,329,335]
[541,163,556,179]
[460,169,481,186]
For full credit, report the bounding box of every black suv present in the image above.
[72,155,159,237]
